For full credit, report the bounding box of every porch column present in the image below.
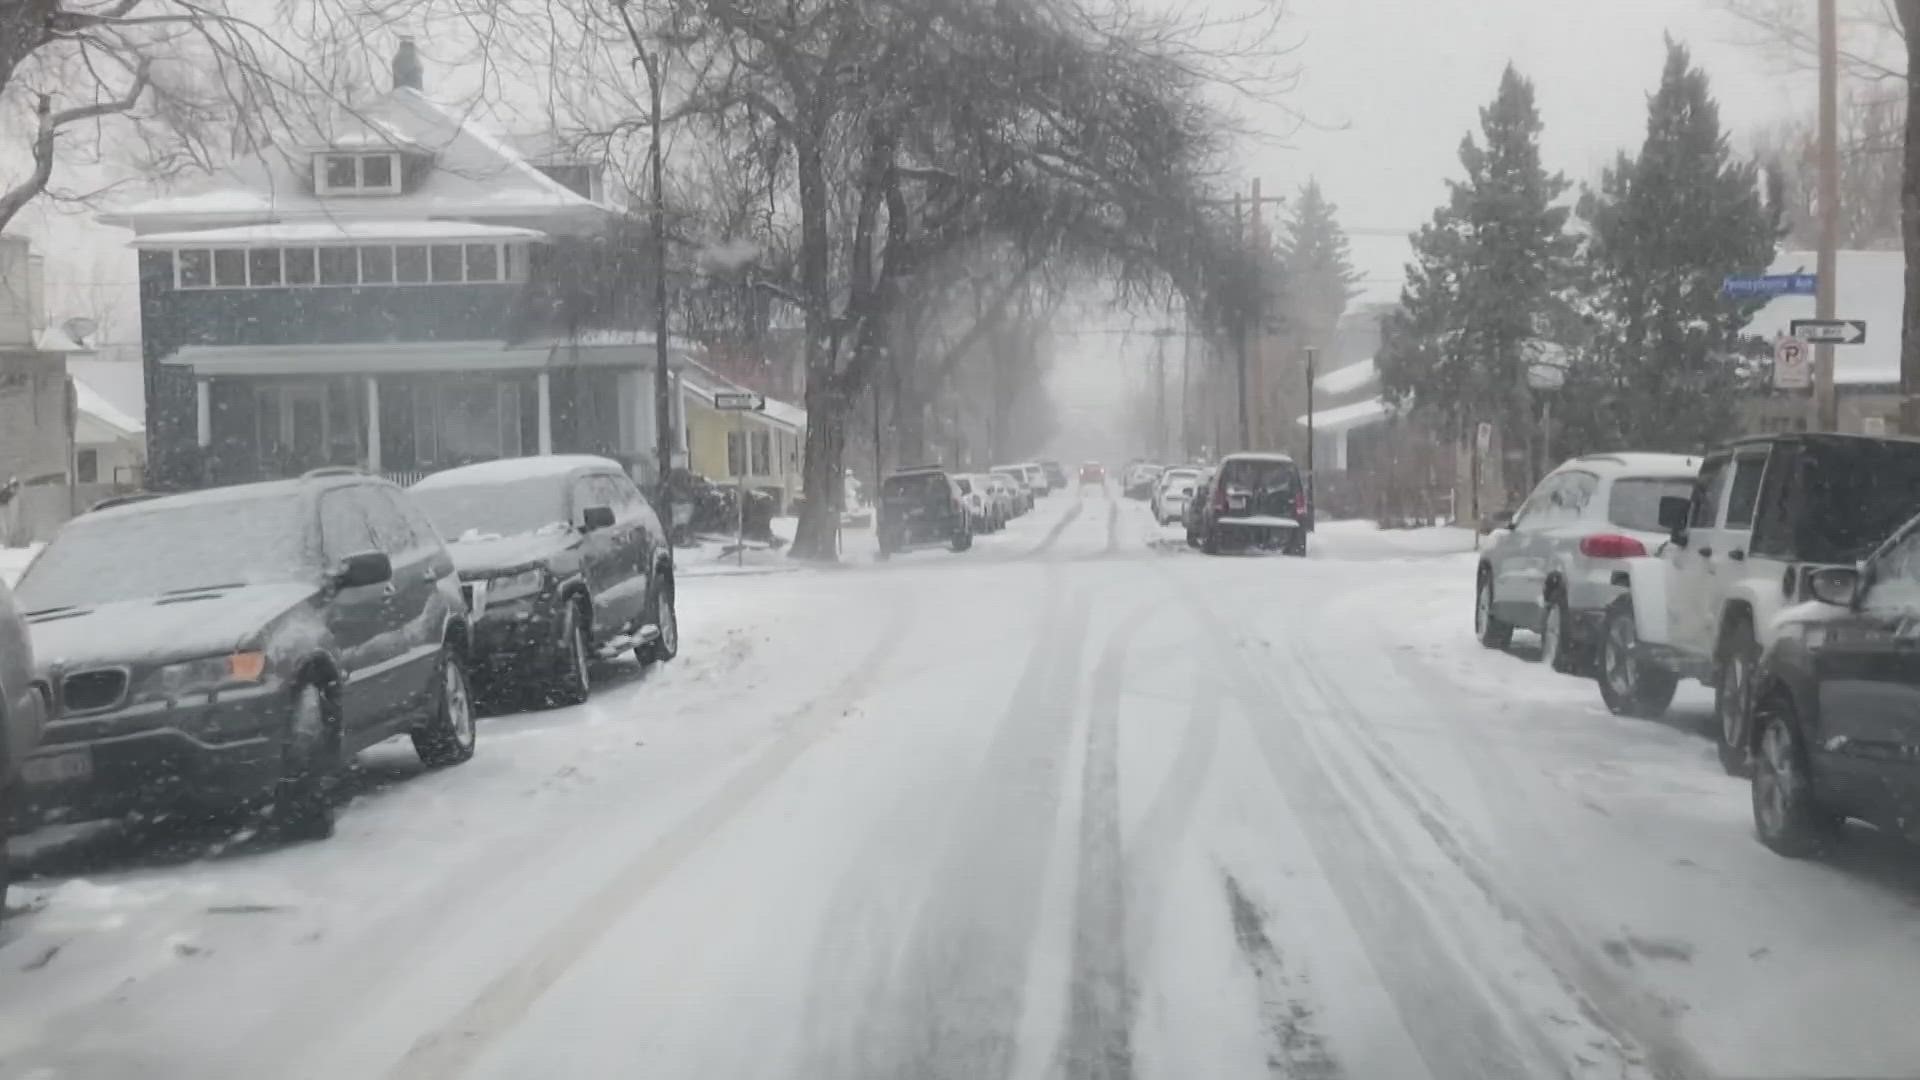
[365,376,382,474]
[195,379,211,447]
[536,371,553,454]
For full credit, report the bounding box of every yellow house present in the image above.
[680,363,805,513]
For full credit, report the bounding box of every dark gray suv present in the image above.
[1,576,48,910]
[13,471,474,840]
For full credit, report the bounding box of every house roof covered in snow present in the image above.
[73,377,142,441]
[100,88,611,232]
[131,220,547,248]
[1315,358,1378,396]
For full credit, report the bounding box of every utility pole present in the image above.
[1814,0,1841,431]
[1218,182,1287,451]
[613,0,676,506]
[1234,192,1250,451]
[1152,329,1168,460]
[1304,345,1316,526]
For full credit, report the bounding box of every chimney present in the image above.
[393,36,423,91]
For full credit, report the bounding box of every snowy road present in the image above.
[6,490,1920,1079]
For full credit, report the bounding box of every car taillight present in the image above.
[1293,488,1307,517]
[1214,483,1228,511]
[1579,533,1647,559]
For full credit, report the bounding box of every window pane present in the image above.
[465,244,499,281]
[727,431,745,476]
[361,153,393,189]
[1724,454,1768,529]
[319,490,375,561]
[284,247,317,285]
[177,250,211,288]
[76,448,98,483]
[430,245,464,282]
[1608,477,1694,532]
[248,248,282,286]
[324,154,357,189]
[318,247,358,285]
[359,245,394,284]
[751,431,770,475]
[395,245,428,283]
[1689,458,1727,528]
[213,248,247,287]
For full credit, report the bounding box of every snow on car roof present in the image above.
[410,455,621,489]
[1566,452,1700,476]
[1220,451,1296,463]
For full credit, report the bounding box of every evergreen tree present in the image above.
[1569,40,1781,452]
[1275,178,1361,350]
[1376,65,1575,484]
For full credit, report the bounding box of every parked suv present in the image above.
[1040,460,1068,489]
[409,456,677,709]
[13,472,475,840]
[1746,516,1920,856]
[877,466,972,557]
[1190,453,1309,555]
[1,577,48,911]
[990,466,1034,515]
[1596,433,1920,775]
[1475,453,1700,673]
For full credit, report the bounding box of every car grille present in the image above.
[61,669,128,714]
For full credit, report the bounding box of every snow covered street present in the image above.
[6,490,1920,1080]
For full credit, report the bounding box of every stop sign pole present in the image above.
[715,391,767,565]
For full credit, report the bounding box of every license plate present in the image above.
[23,748,93,786]
[1229,495,1248,509]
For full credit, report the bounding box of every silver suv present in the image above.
[1475,453,1700,673]
[1,576,48,911]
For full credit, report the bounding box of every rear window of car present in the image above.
[1796,440,1920,563]
[884,473,950,501]
[1607,476,1694,532]
[1220,458,1298,490]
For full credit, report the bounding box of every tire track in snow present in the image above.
[384,592,918,1080]
[1059,611,1144,1080]
[833,573,1089,1080]
[1025,499,1085,559]
[1123,650,1222,960]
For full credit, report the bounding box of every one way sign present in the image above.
[1790,319,1868,345]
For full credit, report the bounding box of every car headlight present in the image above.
[140,652,267,702]
[488,567,547,603]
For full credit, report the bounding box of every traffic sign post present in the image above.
[714,392,767,565]
[1722,273,1817,299]
[1773,336,1811,390]
[1790,318,1867,345]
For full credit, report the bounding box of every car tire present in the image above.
[547,600,592,707]
[1752,690,1842,858]
[1597,599,1677,719]
[1542,592,1582,673]
[413,649,477,769]
[951,525,972,552]
[1285,533,1307,558]
[639,574,679,665]
[1715,622,1759,777]
[1475,571,1512,649]
[272,681,340,842]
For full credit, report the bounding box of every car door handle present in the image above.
[1698,547,1713,558]
[1727,550,1745,561]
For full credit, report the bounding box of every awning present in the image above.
[163,341,556,376]
[1298,396,1395,434]
[132,220,547,248]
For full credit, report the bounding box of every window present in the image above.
[319,489,376,562]
[1866,527,1920,612]
[360,153,394,189]
[360,245,394,284]
[568,476,601,523]
[1750,443,1800,558]
[362,488,417,554]
[465,244,499,281]
[1689,455,1727,529]
[396,245,429,283]
[75,449,98,484]
[1547,471,1597,519]
[1608,476,1694,532]
[323,155,358,190]
[727,430,747,476]
[318,246,358,285]
[248,249,282,287]
[317,152,401,195]
[751,430,772,476]
[284,247,317,285]
[430,245,464,282]
[1723,451,1769,530]
[177,250,212,288]
[1514,476,1560,529]
[412,380,523,466]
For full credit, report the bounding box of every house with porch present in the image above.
[102,39,691,491]
[679,362,807,512]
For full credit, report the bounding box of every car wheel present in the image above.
[547,600,592,707]
[640,575,679,664]
[1597,600,1677,718]
[951,525,972,552]
[1474,571,1512,649]
[272,681,339,842]
[413,650,477,768]
[1715,622,1759,777]
[1,782,13,916]
[1752,691,1842,857]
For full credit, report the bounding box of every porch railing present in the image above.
[381,468,432,487]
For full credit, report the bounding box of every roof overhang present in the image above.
[131,221,547,248]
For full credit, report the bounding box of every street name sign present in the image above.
[1789,319,1867,345]
[714,392,767,411]
[1722,273,1816,299]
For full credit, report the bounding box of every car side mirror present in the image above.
[1657,495,1690,536]
[1486,510,1515,532]
[581,505,616,532]
[335,550,392,589]
[1807,565,1861,608]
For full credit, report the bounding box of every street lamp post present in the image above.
[1304,345,1316,526]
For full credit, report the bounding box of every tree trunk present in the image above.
[1902,1,1920,433]
[789,133,843,561]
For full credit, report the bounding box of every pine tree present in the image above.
[1276,178,1361,349]
[1570,40,1781,452]
[1376,65,1575,488]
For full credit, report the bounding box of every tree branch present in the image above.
[0,57,151,234]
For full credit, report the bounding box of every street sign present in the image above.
[1773,336,1810,390]
[1864,416,1889,436]
[1475,421,1493,454]
[713,391,767,411]
[1722,273,1817,298]
[1790,319,1867,345]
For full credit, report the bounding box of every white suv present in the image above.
[1475,453,1700,673]
[1596,434,1920,775]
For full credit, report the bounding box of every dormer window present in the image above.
[316,152,402,196]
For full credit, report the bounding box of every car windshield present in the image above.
[15,495,311,611]
[1607,476,1694,532]
[411,478,570,540]
[1220,458,1296,492]
[883,473,950,502]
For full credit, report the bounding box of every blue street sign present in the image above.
[1722,273,1817,298]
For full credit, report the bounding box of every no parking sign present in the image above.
[1774,336,1810,390]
